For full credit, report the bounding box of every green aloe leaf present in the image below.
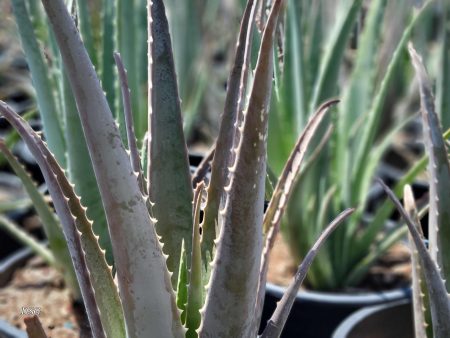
[0,101,106,338]
[61,69,112,266]
[410,44,450,291]
[39,0,183,335]
[148,0,193,287]
[379,179,450,338]
[309,0,363,112]
[202,0,257,261]
[255,100,338,327]
[201,1,284,336]
[185,183,204,338]
[261,208,354,338]
[11,0,66,166]
[404,185,430,338]
[352,3,430,193]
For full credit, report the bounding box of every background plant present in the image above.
[264,0,446,290]
[1,0,355,337]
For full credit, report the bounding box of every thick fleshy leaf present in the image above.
[148,0,193,286]
[200,1,284,336]
[309,0,363,112]
[352,4,430,192]
[410,44,450,290]
[261,208,354,338]
[335,0,387,205]
[61,68,112,266]
[437,2,450,130]
[38,1,183,336]
[117,0,146,140]
[254,99,337,326]
[114,52,146,195]
[0,101,106,338]
[176,241,188,324]
[11,0,66,166]
[185,183,204,338]
[378,179,450,338]
[201,0,257,261]
[404,185,429,338]
[0,101,128,338]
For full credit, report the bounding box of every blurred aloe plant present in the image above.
[263,0,435,290]
[1,0,355,337]
[379,44,450,338]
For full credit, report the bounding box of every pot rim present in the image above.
[266,282,411,305]
[331,299,411,338]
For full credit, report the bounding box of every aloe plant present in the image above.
[378,45,450,338]
[266,0,434,290]
[6,0,225,269]
[1,0,354,337]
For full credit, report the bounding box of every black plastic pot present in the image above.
[260,283,411,338]
[0,247,31,338]
[332,299,413,338]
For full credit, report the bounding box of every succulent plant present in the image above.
[1,0,354,337]
[378,44,450,338]
[265,0,434,290]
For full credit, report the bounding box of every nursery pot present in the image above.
[332,299,413,338]
[260,283,411,338]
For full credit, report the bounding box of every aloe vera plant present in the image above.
[1,0,354,337]
[378,45,450,338]
[265,0,433,290]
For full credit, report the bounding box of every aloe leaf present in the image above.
[335,0,387,204]
[185,183,204,338]
[261,208,354,338]
[368,126,450,241]
[0,102,106,338]
[61,69,112,266]
[200,1,284,336]
[39,0,183,335]
[148,0,193,287]
[114,52,146,194]
[101,0,118,119]
[309,0,363,112]
[0,215,55,266]
[404,185,429,338]
[117,0,142,139]
[410,44,450,290]
[176,241,188,324]
[352,4,430,191]
[77,0,98,67]
[438,2,450,130]
[345,113,418,272]
[378,179,450,338]
[24,316,48,338]
[0,102,127,338]
[255,100,337,326]
[11,0,66,167]
[0,141,79,298]
[202,0,257,261]
[284,0,307,133]
[345,225,407,286]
